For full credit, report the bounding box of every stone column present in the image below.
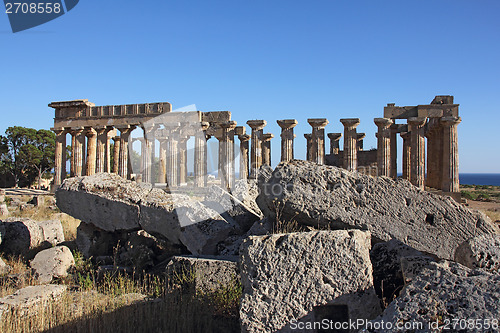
[408,117,427,189]
[238,134,251,180]
[165,124,180,188]
[112,136,120,174]
[158,139,167,184]
[277,119,298,162]
[70,132,76,177]
[304,134,312,161]
[400,132,411,181]
[178,137,189,185]
[374,118,393,177]
[105,130,115,173]
[262,133,274,166]
[95,126,112,173]
[356,133,366,151]
[441,116,461,193]
[340,118,360,171]
[247,120,267,179]
[141,127,155,184]
[308,119,329,165]
[220,121,237,190]
[85,128,97,176]
[194,122,209,187]
[327,133,342,155]
[52,128,66,186]
[116,126,135,179]
[72,127,85,177]
[389,124,398,179]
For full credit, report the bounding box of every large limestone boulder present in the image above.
[455,234,500,273]
[166,255,238,293]
[204,185,261,232]
[56,173,151,231]
[239,230,381,333]
[57,173,238,255]
[367,261,500,332]
[232,179,263,217]
[258,160,497,260]
[0,284,67,319]
[30,246,75,283]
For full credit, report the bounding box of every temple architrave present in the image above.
[50,95,461,201]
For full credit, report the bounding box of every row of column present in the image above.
[374,116,461,193]
[53,125,133,186]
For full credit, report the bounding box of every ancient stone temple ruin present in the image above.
[50,95,461,200]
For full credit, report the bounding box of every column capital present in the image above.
[51,128,66,135]
[340,118,360,129]
[220,120,237,129]
[85,127,97,137]
[407,117,427,127]
[71,126,85,134]
[400,131,411,140]
[441,116,461,127]
[234,126,246,136]
[374,117,393,129]
[94,126,113,135]
[262,133,274,142]
[200,121,210,131]
[327,133,342,141]
[238,134,251,142]
[247,119,267,130]
[277,119,298,129]
[116,125,137,134]
[307,118,329,128]
[112,136,120,142]
[304,133,311,139]
[356,133,366,140]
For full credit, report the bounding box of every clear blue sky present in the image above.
[1,0,499,173]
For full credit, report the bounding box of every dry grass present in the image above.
[0,252,241,333]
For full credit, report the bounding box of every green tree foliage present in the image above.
[0,126,55,188]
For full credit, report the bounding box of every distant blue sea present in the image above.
[459,173,500,186]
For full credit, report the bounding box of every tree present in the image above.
[0,127,55,188]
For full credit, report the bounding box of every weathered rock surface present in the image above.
[166,255,238,293]
[258,160,497,260]
[0,218,46,256]
[370,239,432,302]
[0,284,67,319]
[57,173,238,255]
[38,220,65,246]
[217,218,273,256]
[204,185,261,232]
[0,221,4,245]
[240,230,381,333]
[232,179,263,217]
[455,234,500,273]
[30,246,75,283]
[56,173,151,231]
[367,261,500,332]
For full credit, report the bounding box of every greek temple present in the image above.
[50,95,461,200]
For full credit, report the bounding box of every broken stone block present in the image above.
[58,174,237,255]
[204,185,261,232]
[38,220,65,246]
[166,255,238,293]
[366,261,500,332]
[455,233,500,274]
[232,179,263,217]
[258,160,497,260]
[30,246,75,284]
[0,284,67,319]
[0,204,8,217]
[239,230,381,332]
[0,218,46,257]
